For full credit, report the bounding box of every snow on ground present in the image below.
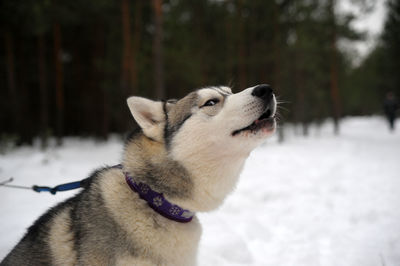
[1,117,399,265]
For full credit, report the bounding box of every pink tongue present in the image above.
[255,119,260,124]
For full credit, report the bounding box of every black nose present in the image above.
[251,84,273,101]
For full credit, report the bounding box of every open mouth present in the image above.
[232,109,275,136]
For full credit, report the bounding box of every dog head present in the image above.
[127,85,276,211]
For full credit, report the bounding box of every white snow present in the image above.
[1,117,399,265]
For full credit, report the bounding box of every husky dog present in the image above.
[1,84,276,266]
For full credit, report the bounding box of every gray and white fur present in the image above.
[1,84,276,266]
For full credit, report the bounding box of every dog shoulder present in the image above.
[1,166,120,265]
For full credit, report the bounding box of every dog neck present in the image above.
[124,171,195,223]
[123,133,195,205]
[123,132,250,213]
[169,135,253,212]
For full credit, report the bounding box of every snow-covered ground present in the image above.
[0,117,399,265]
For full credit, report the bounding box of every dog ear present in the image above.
[127,97,165,138]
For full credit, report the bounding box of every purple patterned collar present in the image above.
[124,173,195,223]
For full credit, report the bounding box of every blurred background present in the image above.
[0,0,398,146]
[1,1,400,265]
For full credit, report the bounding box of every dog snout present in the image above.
[251,84,273,102]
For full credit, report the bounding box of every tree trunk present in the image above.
[17,38,33,144]
[152,0,165,99]
[72,33,83,134]
[225,11,234,85]
[194,2,208,85]
[121,0,132,97]
[237,0,247,90]
[37,33,49,149]
[293,45,307,136]
[53,23,64,145]
[131,0,143,93]
[328,0,341,135]
[94,23,108,139]
[4,31,19,136]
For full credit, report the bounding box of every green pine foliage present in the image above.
[344,0,400,116]
[0,0,393,143]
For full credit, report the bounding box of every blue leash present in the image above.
[0,164,123,195]
[32,181,83,195]
[0,177,83,195]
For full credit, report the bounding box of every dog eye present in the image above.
[202,98,220,107]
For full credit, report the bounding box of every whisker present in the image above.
[277,105,289,110]
[275,96,290,103]
[276,101,290,105]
